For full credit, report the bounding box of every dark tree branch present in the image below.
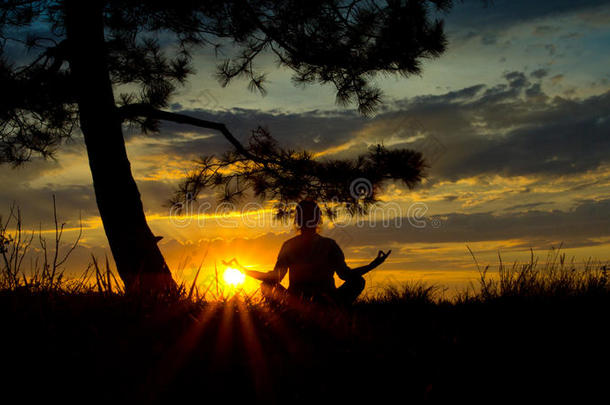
[117,103,261,163]
[0,0,465,293]
[117,103,426,215]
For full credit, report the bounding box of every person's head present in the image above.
[294,200,321,234]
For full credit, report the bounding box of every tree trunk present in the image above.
[64,0,176,294]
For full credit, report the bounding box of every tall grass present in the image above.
[364,282,442,305]
[0,199,122,294]
[467,245,608,302]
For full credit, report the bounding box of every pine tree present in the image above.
[1,0,453,293]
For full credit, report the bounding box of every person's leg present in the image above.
[335,275,366,304]
[261,280,288,302]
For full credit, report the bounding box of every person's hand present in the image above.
[370,250,391,268]
[222,258,246,271]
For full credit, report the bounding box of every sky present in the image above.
[2,0,610,294]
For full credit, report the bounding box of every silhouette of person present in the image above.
[226,200,391,305]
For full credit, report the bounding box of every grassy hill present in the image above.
[1,254,608,403]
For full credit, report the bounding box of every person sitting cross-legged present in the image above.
[226,200,391,305]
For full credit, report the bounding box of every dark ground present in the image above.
[1,283,609,404]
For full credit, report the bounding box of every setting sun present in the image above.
[223,267,246,287]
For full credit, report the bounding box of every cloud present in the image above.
[119,70,610,192]
[0,183,97,229]
[336,198,610,248]
[379,75,610,182]
[441,0,610,68]
[550,74,565,85]
[533,25,561,36]
[446,0,610,33]
[502,202,552,211]
[141,107,364,159]
[3,68,609,267]
[530,68,550,79]
[576,5,610,26]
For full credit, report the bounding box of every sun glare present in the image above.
[223,267,245,287]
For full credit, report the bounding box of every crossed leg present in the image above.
[334,275,366,304]
[260,275,365,306]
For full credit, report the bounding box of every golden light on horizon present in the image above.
[223,267,246,287]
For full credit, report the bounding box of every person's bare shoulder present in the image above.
[318,235,333,242]
[281,234,301,250]
[284,235,301,244]
[319,235,340,249]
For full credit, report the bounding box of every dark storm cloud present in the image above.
[504,71,530,89]
[0,156,96,227]
[447,111,608,179]
[503,202,552,211]
[0,183,97,229]
[4,73,609,228]
[150,70,610,183]
[533,25,561,36]
[530,68,550,79]
[525,83,544,98]
[339,198,610,248]
[446,0,610,34]
[444,0,610,59]
[387,75,610,181]
[138,180,179,211]
[142,107,364,159]
[413,84,486,104]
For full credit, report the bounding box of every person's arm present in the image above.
[224,244,289,283]
[331,241,391,280]
[243,266,287,283]
[351,250,392,277]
